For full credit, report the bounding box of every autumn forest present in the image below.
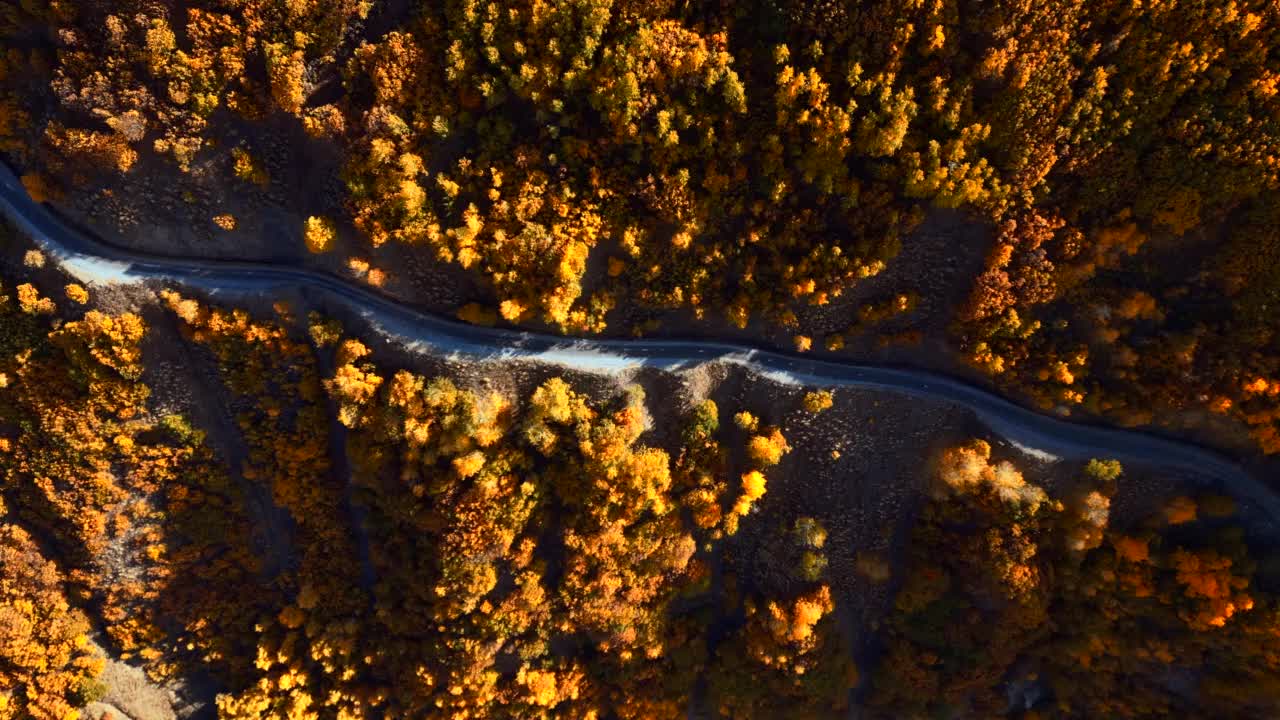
[3,0,1280,718]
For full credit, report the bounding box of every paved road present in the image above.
[1,163,1274,517]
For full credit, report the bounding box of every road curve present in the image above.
[1,163,1275,518]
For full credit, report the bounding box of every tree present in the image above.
[303,216,337,254]
[0,519,103,720]
[803,390,833,413]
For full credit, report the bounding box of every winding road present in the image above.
[1,162,1275,518]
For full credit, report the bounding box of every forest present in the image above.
[3,0,1280,717]
[0,0,1278,455]
[0,251,1278,718]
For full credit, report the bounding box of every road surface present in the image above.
[1,162,1273,518]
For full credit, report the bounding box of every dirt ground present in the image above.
[5,227,1279,718]
[32,123,1276,471]
[44,134,987,356]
